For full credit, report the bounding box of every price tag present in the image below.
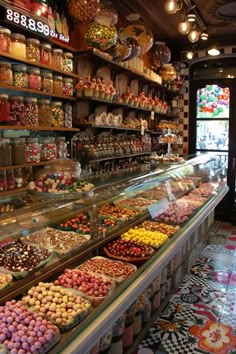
[148,198,168,219]
[151,111,155,120]
[165,181,176,201]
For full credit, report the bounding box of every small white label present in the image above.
[148,198,168,219]
[151,111,155,120]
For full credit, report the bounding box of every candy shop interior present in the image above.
[0,1,236,354]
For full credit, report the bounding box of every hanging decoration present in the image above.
[67,0,101,22]
[85,21,117,51]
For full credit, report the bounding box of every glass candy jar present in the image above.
[28,68,41,90]
[26,137,40,163]
[12,64,28,88]
[64,103,73,128]
[11,33,26,58]
[52,48,63,69]
[40,137,57,161]
[63,78,74,96]
[55,136,67,158]
[0,94,11,124]
[0,27,11,54]
[10,96,24,125]
[0,62,12,85]
[63,52,74,72]
[51,101,64,127]
[53,75,63,95]
[23,97,38,127]
[6,169,15,190]
[67,0,100,22]
[38,99,51,127]
[41,71,53,93]
[40,42,52,66]
[0,139,12,167]
[11,137,26,165]
[26,38,40,62]
[0,171,7,191]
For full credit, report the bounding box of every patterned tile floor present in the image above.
[134,222,236,354]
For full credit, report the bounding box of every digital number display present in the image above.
[5,8,69,43]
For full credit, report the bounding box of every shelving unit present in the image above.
[89,152,151,164]
[0,126,80,131]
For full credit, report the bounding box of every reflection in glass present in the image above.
[197,85,230,118]
[196,120,229,151]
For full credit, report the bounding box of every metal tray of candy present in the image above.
[103,247,155,264]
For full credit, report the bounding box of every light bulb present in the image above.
[201,32,208,40]
[208,48,220,56]
[186,51,194,60]
[164,0,179,14]
[187,13,196,22]
[188,29,200,42]
[178,20,191,35]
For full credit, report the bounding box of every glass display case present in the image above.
[0,154,228,354]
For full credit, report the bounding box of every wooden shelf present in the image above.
[0,83,76,100]
[0,51,78,78]
[0,187,27,197]
[89,152,151,164]
[0,160,55,172]
[0,126,80,131]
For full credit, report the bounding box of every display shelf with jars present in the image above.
[0,126,80,131]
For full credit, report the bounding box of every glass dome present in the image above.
[85,21,118,51]
[67,0,101,22]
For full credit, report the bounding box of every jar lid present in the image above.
[12,64,27,71]
[39,138,51,143]
[1,138,10,143]
[63,78,73,82]
[0,61,11,68]
[24,97,37,103]
[28,68,40,75]
[41,71,53,78]
[40,42,52,50]
[63,52,73,58]
[0,94,9,99]
[11,33,25,41]
[38,99,50,104]
[11,137,26,143]
[26,137,38,143]
[53,75,63,80]
[10,96,24,100]
[52,48,63,54]
[51,101,62,106]
[55,136,66,141]
[26,38,40,45]
[0,27,11,36]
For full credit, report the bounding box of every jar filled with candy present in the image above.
[41,71,53,93]
[40,137,57,161]
[52,48,63,69]
[15,168,24,188]
[0,61,12,85]
[63,52,74,72]
[63,78,74,96]
[64,103,73,128]
[9,96,24,125]
[11,137,27,165]
[23,97,38,127]
[0,171,7,191]
[26,38,40,62]
[0,94,11,124]
[26,137,40,163]
[40,42,52,66]
[28,68,41,90]
[53,75,63,95]
[0,27,11,54]
[6,169,15,190]
[11,33,26,58]
[12,64,28,88]
[0,139,12,167]
[51,101,64,127]
[55,136,67,158]
[38,99,51,127]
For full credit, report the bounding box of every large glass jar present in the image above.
[15,168,24,188]
[64,103,73,128]
[63,78,74,96]
[0,94,11,124]
[63,52,74,72]
[38,99,51,127]
[26,38,40,62]
[0,61,12,85]
[40,137,57,161]
[26,137,40,163]
[28,68,41,91]
[53,75,63,95]
[55,136,67,158]
[10,96,24,125]
[23,97,38,127]
[41,71,53,93]
[0,27,11,54]
[40,42,52,66]
[0,139,12,167]
[12,64,28,88]
[6,169,15,190]
[51,101,64,127]
[0,171,7,191]
[11,137,27,165]
[11,33,26,58]
[52,48,63,69]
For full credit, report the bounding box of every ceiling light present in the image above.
[164,0,181,14]
[200,32,208,40]
[188,29,200,42]
[186,51,194,60]
[187,12,196,22]
[208,48,220,56]
[178,20,191,34]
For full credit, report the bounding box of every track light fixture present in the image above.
[164,0,182,14]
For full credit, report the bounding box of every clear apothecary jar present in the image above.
[0,139,12,167]
[63,78,74,96]
[0,94,11,124]
[9,96,24,125]
[12,64,28,88]
[53,75,63,95]
[51,101,64,127]
[0,171,7,191]
[26,137,40,163]
[52,48,63,69]
[0,61,12,85]
[41,71,53,93]
[40,137,57,161]
[23,97,38,127]
[40,42,52,66]
[63,52,74,72]
[11,33,26,59]
[28,68,41,91]
[0,27,11,54]
[26,38,40,62]
[38,99,51,127]
[6,169,15,190]
[55,136,67,158]
[64,103,73,128]
[11,137,27,165]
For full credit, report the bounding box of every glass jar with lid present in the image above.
[40,137,57,161]
[26,38,40,62]
[0,139,12,167]
[0,94,11,124]
[38,99,51,127]
[0,27,11,53]
[26,137,40,163]
[53,75,63,95]
[41,71,53,93]
[55,136,67,158]
[63,78,74,96]
[51,101,64,127]
[64,103,73,128]
[40,42,52,65]
[0,171,7,191]
[10,96,24,125]
[63,52,74,72]
[11,137,27,165]
[15,168,24,188]
[52,48,63,69]
[23,97,38,127]
[12,64,28,88]
[28,68,41,91]
[6,169,15,190]
[0,62,12,85]
[11,33,26,58]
